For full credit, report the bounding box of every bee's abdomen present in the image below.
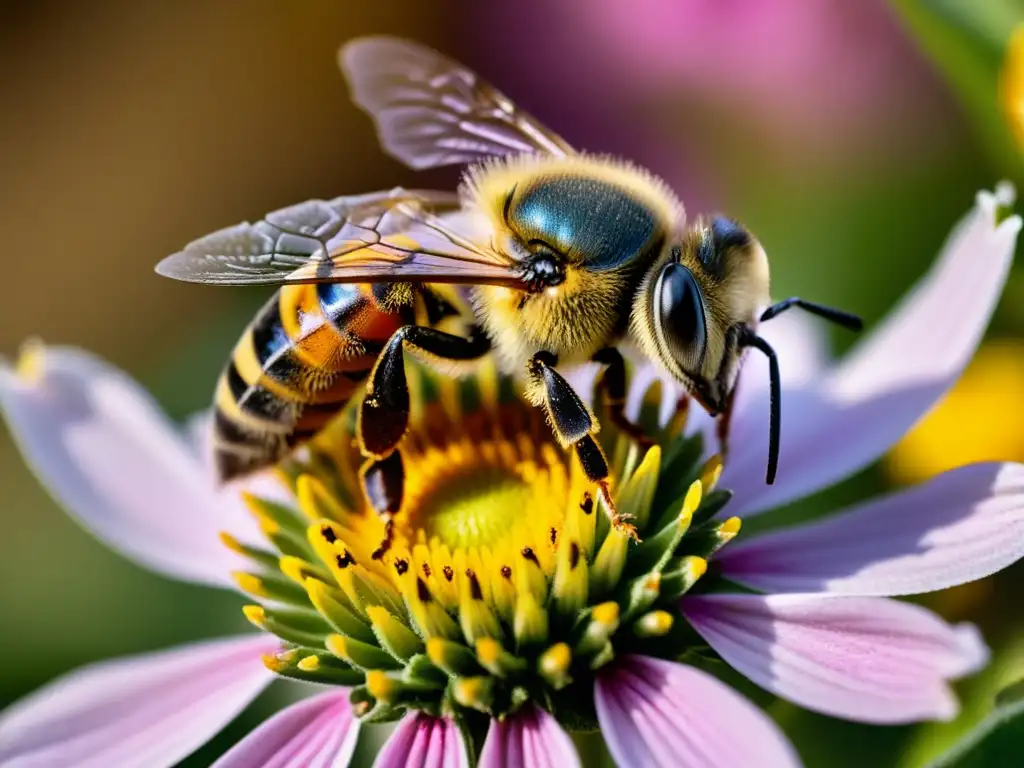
[212,282,406,481]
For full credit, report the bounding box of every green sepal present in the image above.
[690,489,733,526]
[404,653,449,687]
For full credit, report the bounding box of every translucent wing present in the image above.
[340,36,574,169]
[155,188,521,287]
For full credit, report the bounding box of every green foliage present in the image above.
[891,0,1024,181]
[929,679,1024,767]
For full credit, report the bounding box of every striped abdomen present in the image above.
[213,282,409,481]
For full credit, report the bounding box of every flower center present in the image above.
[223,364,740,725]
[415,466,529,548]
[399,429,570,551]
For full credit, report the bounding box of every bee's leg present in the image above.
[359,325,491,457]
[357,325,491,552]
[715,386,739,459]
[592,347,654,446]
[528,351,640,541]
[360,451,403,560]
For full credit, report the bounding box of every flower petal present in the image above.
[373,712,468,768]
[0,345,255,587]
[479,703,579,768]
[718,462,1024,595]
[212,690,358,768]
[723,189,1022,517]
[595,654,801,768]
[0,634,276,768]
[683,593,988,724]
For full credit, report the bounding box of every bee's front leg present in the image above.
[592,347,654,446]
[358,324,491,557]
[528,351,640,542]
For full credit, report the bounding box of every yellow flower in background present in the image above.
[1001,24,1024,153]
[888,342,1024,484]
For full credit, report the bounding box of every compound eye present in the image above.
[655,262,707,373]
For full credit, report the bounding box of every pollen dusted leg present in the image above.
[528,351,640,541]
[358,325,491,554]
[592,347,654,447]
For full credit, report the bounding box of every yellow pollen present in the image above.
[592,601,620,627]
[366,670,394,700]
[298,655,321,672]
[426,637,448,665]
[539,642,571,676]
[453,677,490,708]
[682,480,703,519]
[689,557,708,580]
[242,604,266,628]
[279,556,312,584]
[326,634,348,658]
[257,515,281,536]
[719,517,742,536]
[699,455,724,492]
[261,654,287,673]
[475,637,502,666]
[232,572,268,598]
[365,605,392,627]
[14,338,46,383]
[219,532,246,554]
[298,405,589,629]
[636,610,674,636]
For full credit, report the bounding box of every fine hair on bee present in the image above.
[155,35,862,548]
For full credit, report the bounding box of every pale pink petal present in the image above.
[723,188,1021,516]
[595,654,801,768]
[479,704,579,768]
[683,594,988,724]
[0,346,257,586]
[0,634,277,768]
[719,462,1024,596]
[213,690,358,768]
[374,713,468,768]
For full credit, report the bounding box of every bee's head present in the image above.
[635,214,862,486]
[633,215,770,414]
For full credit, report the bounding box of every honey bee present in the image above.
[157,36,860,544]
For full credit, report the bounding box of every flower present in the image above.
[887,341,1024,484]
[1001,23,1024,154]
[0,185,1022,767]
[466,0,951,166]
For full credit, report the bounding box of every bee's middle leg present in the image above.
[592,347,654,446]
[528,351,640,541]
[358,325,491,555]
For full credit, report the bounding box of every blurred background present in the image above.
[1,0,1023,765]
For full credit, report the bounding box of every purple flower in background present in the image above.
[0,185,1021,766]
[465,0,950,182]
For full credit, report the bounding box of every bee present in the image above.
[157,36,861,545]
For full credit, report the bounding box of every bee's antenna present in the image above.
[739,329,780,485]
[760,297,863,332]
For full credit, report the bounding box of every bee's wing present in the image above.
[340,36,574,169]
[155,188,521,287]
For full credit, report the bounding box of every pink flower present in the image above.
[0,185,1021,767]
[464,0,949,166]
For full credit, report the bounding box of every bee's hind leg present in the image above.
[528,351,640,542]
[592,347,654,446]
[360,451,403,560]
[357,324,491,556]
